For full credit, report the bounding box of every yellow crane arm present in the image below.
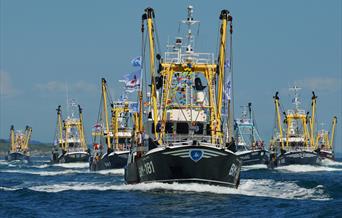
[24,126,32,150]
[78,105,87,151]
[274,92,285,149]
[10,125,15,151]
[217,10,231,136]
[143,8,158,139]
[101,78,112,150]
[310,92,317,147]
[330,116,337,149]
[57,106,64,150]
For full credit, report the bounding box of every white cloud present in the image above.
[0,70,19,97]
[295,77,342,92]
[35,80,98,94]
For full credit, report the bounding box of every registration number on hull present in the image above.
[139,161,155,177]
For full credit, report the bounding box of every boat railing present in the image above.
[164,52,215,65]
[67,147,86,153]
[163,134,220,146]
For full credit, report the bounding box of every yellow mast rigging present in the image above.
[143,8,159,139]
[23,126,32,151]
[56,106,65,151]
[273,92,285,150]
[101,78,112,150]
[310,92,317,148]
[10,125,15,152]
[217,10,232,142]
[78,105,87,151]
[329,116,337,149]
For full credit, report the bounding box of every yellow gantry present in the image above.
[55,104,87,152]
[9,125,32,152]
[142,7,233,145]
[111,102,130,150]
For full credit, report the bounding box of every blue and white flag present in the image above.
[131,56,142,67]
[224,58,231,70]
[129,102,139,112]
[119,69,141,92]
[224,74,232,100]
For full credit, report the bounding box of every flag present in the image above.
[93,123,103,133]
[131,56,142,67]
[224,74,232,100]
[129,102,139,112]
[224,58,231,70]
[119,69,141,92]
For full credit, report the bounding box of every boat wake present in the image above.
[321,159,342,167]
[54,162,89,169]
[21,179,329,200]
[276,164,342,173]
[241,164,268,171]
[1,169,86,176]
[93,169,124,175]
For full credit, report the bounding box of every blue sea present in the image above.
[1,156,341,218]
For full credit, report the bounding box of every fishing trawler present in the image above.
[315,117,337,160]
[125,6,241,188]
[268,86,320,168]
[5,125,32,163]
[89,78,136,171]
[51,100,90,163]
[234,103,268,165]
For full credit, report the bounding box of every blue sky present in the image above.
[0,0,341,154]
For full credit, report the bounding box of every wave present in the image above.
[94,169,124,175]
[0,186,20,191]
[53,162,89,169]
[1,169,86,176]
[276,164,342,173]
[27,179,329,200]
[32,164,51,169]
[321,159,342,167]
[241,164,268,171]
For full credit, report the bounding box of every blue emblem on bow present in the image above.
[189,149,203,162]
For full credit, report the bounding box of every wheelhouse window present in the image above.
[176,122,189,134]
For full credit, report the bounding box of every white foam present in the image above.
[321,159,342,167]
[32,164,51,169]
[28,179,329,200]
[1,169,85,176]
[241,164,268,171]
[0,186,20,191]
[54,162,89,169]
[276,164,342,173]
[94,169,124,175]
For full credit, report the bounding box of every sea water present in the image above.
[1,156,341,217]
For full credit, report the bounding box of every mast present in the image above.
[217,10,231,140]
[24,125,32,151]
[274,92,284,149]
[143,8,158,138]
[10,125,15,152]
[138,90,143,132]
[330,116,337,149]
[101,78,112,150]
[78,105,87,151]
[248,102,254,144]
[56,105,65,150]
[310,91,317,147]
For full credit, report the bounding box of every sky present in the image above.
[0,0,341,154]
